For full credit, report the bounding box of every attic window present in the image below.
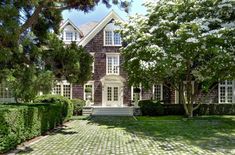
[65,32,73,41]
[104,23,121,46]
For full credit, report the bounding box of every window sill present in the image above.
[103,44,122,47]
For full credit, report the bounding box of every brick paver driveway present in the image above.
[17,116,235,155]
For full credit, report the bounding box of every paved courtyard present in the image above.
[17,116,235,155]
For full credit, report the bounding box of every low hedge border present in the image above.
[138,100,235,116]
[0,95,74,153]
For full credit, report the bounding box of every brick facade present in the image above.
[70,17,220,106]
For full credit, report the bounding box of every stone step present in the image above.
[82,107,93,115]
[92,107,133,116]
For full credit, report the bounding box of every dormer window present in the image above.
[61,22,82,43]
[104,23,121,46]
[65,32,73,41]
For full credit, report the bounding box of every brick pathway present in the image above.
[17,118,234,155]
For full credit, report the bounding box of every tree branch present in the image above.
[20,3,46,34]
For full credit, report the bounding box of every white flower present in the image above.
[185,38,199,43]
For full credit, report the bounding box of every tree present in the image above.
[118,0,235,117]
[43,34,93,84]
[0,0,131,101]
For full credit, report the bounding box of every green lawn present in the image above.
[88,115,235,152]
[17,115,235,155]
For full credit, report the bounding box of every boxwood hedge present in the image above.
[0,95,74,153]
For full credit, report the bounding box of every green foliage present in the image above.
[71,99,86,115]
[138,100,164,116]
[1,0,128,102]
[119,0,235,116]
[0,102,70,153]
[43,34,93,84]
[34,95,74,121]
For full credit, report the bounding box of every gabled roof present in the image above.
[60,19,84,37]
[79,10,124,47]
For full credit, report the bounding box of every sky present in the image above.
[62,1,147,26]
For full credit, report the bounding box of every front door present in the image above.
[104,84,123,106]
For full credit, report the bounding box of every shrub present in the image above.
[34,95,74,121]
[138,100,164,116]
[0,102,68,153]
[71,98,86,115]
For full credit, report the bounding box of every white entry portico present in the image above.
[101,75,125,107]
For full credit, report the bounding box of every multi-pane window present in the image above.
[219,80,234,103]
[107,86,119,101]
[105,31,113,45]
[104,30,121,46]
[65,32,73,41]
[113,87,118,101]
[106,55,119,75]
[107,87,112,101]
[114,32,121,45]
[0,82,14,102]
[52,81,72,99]
[153,84,163,101]
[63,84,71,98]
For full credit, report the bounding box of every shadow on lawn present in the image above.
[87,115,235,153]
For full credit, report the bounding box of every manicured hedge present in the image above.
[195,104,235,115]
[35,95,74,121]
[137,100,235,116]
[0,95,74,153]
[71,98,86,115]
[138,100,164,116]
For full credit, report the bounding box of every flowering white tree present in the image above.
[118,0,235,117]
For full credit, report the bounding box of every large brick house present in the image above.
[52,11,235,106]
[0,11,234,106]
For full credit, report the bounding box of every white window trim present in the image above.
[83,81,94,102]
[52,80,72,99]
[90,52,95,73]
[152,84,163,101]
[219,80,235,103]
[103,30,122,46]
[131,85,142,101]
[64,31,78,41]
[106,53,120,75]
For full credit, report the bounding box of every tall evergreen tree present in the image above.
[0,0,131,101]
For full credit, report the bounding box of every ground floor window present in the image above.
[153,84,163,101]
[219,80,235,103]
[107,86,119,101]
[84,81,94,102]
[52,81,72,99]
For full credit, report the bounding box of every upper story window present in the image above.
[106,54,119,75]
[104,23,121,46]
[65,32,73,41]
[62,24,80,42]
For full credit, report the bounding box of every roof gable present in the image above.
[79,10,124,47]
[60,19,84,37]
